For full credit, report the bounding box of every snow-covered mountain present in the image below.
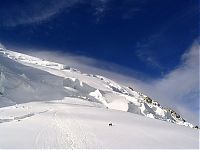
[0,46,199,149]
[0,46,195,128]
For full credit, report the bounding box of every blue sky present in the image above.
[0,0,199,124]
[0,0,198,78]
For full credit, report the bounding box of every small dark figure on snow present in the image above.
[109,123,113,126]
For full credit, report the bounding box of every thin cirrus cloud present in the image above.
[0,0,111,27]
[0,0,147,27]
[135,33,164,70]
[0,0,81,27]
[93,0,110,23]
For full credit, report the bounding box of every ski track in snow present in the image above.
[33,102,102,149]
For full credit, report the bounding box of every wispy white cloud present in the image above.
[134,41,199,125]
[135,33,164,70]
[91,0,110,23]
[0,0,82,27]
[0,0,147,26]
[0,0,112,27]
[136,50,162,70]
[1,1,76,27]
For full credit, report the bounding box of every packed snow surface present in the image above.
[0,47,199,149]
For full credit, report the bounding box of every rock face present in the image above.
[0,47,196,129]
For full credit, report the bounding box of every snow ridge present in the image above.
[0,47,197,129]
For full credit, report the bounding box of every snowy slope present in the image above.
[0,47,195,128]
[0,99,199,149]
[0,47,199,149]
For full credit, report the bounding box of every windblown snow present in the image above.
[0,47,199,149]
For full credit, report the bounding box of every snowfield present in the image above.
[0,99,199,149]
[0,47,199,149]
